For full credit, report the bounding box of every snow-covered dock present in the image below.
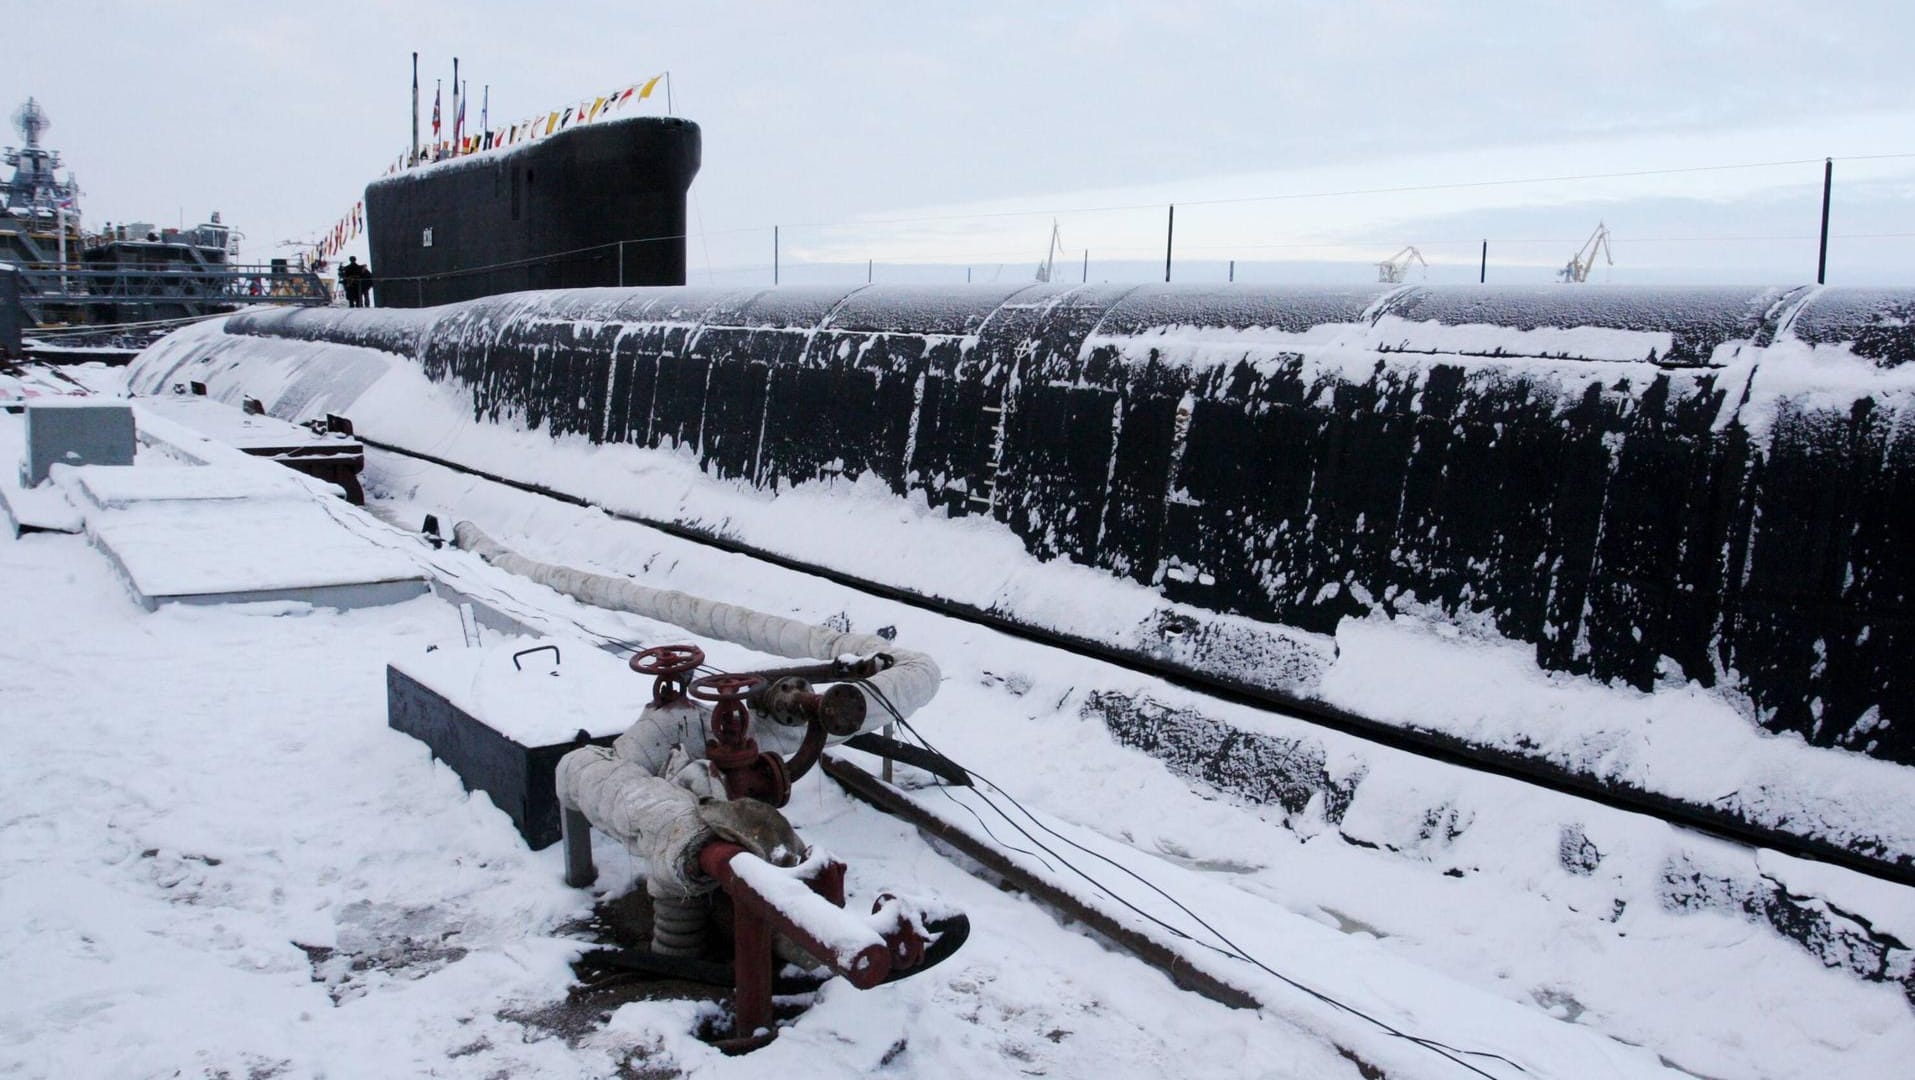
[0,408,424,610]
[2,358,1911,1079]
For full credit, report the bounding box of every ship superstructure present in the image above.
[0,98,328,335]
[1,98,84,271]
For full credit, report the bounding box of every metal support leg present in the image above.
[730,900,775,1038]
[560,807,597,888]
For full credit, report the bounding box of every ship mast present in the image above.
[4,98,82,221]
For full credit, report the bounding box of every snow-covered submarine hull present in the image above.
[128,282,1915,876]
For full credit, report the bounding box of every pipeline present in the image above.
[124,282,1915,879]
[489,524,963,1039]
[451,520,941,728]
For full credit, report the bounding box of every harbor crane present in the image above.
[1376,245,1428,283]
[1558,222,1613,283]
[1034,220,1067,283]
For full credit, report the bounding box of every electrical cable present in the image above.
[856,680,1526,1080]
[312,475,1522,1074]
[361,149,1915,287]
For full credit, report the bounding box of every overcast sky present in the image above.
[11,1,1915,284]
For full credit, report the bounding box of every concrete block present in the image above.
[22,401,135,486]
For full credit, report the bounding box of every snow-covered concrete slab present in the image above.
[137,393,358,457]
[88,499,427,610]
[65,462,312,510]
[131,396,368,503]
[0,467,83,535]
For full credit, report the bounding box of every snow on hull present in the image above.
[125,283,1915,876]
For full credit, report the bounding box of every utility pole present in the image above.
[1082,250,1088,283]
[867,258,872,284]
[1817,158,1833,285]
[1164,205,1175,282]
[1479,240,1487,284]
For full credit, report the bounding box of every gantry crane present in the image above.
[1376,245,1428,283]
[1558,222,1613,283]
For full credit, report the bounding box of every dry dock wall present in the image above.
[128,283,1915,865]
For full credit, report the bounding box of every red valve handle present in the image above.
[689,672,767,703]
[630,644,706,677]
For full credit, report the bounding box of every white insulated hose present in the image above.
[452,521,943,726]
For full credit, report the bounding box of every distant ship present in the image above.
[364,114,700,307]
[2,97,322,334]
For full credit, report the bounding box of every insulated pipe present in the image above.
[453,521,942,727]
[554,748,714,897]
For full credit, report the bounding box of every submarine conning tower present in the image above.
[364,115,700,308]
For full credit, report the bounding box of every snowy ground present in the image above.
[2,365,1912,1078]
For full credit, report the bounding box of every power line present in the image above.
[776,152,1915,230]
[366,149,1915,285]
[856,682,1526,1080]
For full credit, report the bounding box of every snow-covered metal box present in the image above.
[386,639,636,848]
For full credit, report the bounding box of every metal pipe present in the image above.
[736,655,893,685]
[452,523,942,730]
[560,807,597,887]
[747,676,867,735]
[648,892,709,957]
[697,841,892,990]
[729,884,775,1035]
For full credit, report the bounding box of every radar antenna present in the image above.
[12,97,49,147]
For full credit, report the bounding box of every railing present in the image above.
[10,261,333,323]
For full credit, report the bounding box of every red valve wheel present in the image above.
[630,644,706,677]
[688,672,767,702]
